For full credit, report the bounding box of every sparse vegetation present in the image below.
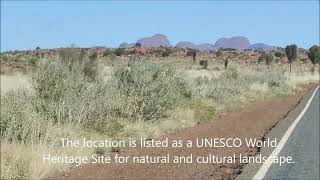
[1,47,318,179]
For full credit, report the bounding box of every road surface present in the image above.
[262,87,319,179]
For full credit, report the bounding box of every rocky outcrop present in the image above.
[214,36,250,50]
[136,34,171,47]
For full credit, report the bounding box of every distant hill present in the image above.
[175,41,197,49]
[136,34,171,47]
[175,41,215,51]
[213,36,250,50]
[120,34,275,51]
[196,43,215,51]
[248,43,275,51]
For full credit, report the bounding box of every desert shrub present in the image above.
[265,53,275,69]
[199,60,208,69]
[59,48,87,64]
[187,49,197,63]
[1,60,108,143]
[4,155,30,179]
[32,61,104,125]
[187,100,215,122]
[162,51,170,57]
[1,54,9,62]
[222,68,240,80]
[115,48,125,56]
[256,71,288,89]
[29,56,39,66]
[107,60,190,121]
[191,68,288,102]
[84,53,98,81]
[216,51,223,57]
[274,51,285,58]
[258,52,266,63]
[0,90,65,144]
[1,90,38,142]
[224,59,229,70]
[135,43,142,47]
[103,49,113,57]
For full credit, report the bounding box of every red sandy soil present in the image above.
[47,84,317,180]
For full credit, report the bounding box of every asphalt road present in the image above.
[263,88,319,180]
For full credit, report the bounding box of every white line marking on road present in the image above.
[253,86,319,180]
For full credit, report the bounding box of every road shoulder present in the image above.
[237,84,319,180]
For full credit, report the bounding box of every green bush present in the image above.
[115,48,125,56]
[32,61,104,125]
[108,60,190,121]
[0,90,64,144]
[256,71,288,89]
[29,56,39,66]
[191,69,288,102]
[1,61,109,143]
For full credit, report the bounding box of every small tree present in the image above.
[308,45,320,72]
[135,43,142,48]
[265,53,275,69]
[187,49,197,64]
[103,49,113,57]
[274,51,285,58]
[216,50,222,57]
[115,48,124,56]
[285,44,298,72]
[224,58,229,70]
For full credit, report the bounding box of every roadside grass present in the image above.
[1,57,318,179]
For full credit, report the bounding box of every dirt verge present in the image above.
[47,84,318,180]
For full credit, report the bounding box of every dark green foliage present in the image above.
[285,44,298,72]
[274,51,285,58]
[89,52,98,62]
[160,48,172,57]
[111,60,190,121]
[135,43,142,47]
[199,60,208,69]
[29,56,39,66]
[224,59,229,70]
[308,45,320,65]
[162,51,170,57]
[216,51,223,57]
[258,52,266,63]
[187,49,197,63]
[265,53,275,69]
[285,44,298,63]
[103,49,113,57]
[115,48,125,56]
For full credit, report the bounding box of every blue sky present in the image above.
[1,1,319,51]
